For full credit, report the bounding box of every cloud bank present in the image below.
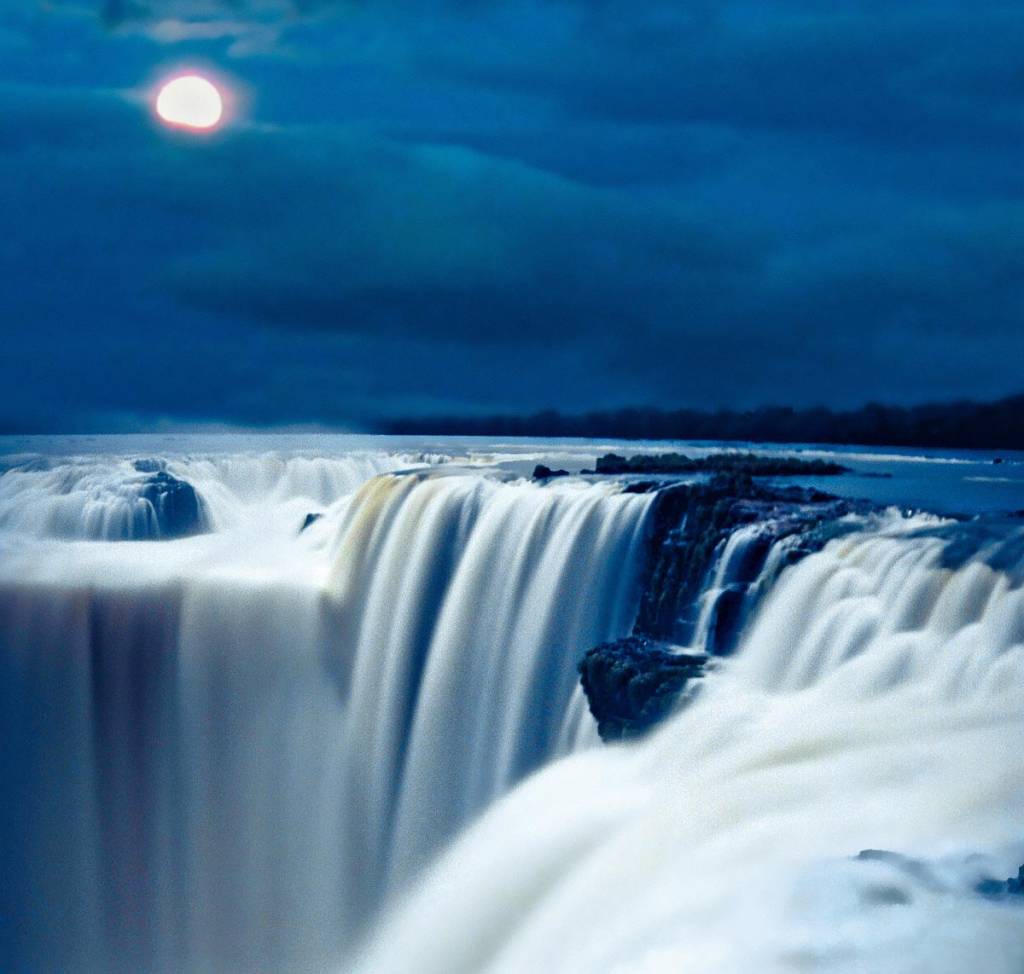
[1,1,1021,430]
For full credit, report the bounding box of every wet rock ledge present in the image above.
[578,635,706,741]
[580,461,871,741]
[132,461,208,539]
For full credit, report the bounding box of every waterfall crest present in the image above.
[4,441,1022,974]
[0,451,424,539]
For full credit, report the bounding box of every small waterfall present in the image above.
[165,452,421,530]
[689,523,802,655]
[0,452,422,540]
[0,468,651,972]
[353,514,1024,974]
[0,458,208,540]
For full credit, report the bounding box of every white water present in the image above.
[0,451,427,539]
[354,513,1024,974]
[2,441,1022,973]
[325,475,647,909]
[0,459,650,972]
[688,523,802,654]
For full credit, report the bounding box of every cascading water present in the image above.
[0,451,421,539]
[0,455,651,972]
[352,512,1024,974]
[2,438,1021,974]
[325,475,648,910]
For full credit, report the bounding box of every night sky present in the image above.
[1,1,1022,431]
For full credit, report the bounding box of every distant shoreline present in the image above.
[378,392,1024,452]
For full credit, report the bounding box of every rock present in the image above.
[577,475,874,743]
[976,865,1024,898]
[634,475,866,644]
[532,464,569,480]
[593,451,849,477]
[132,458,166,474]
[621,481,658,494]
[579,636,707,742]
[300,512,323,532]
[138,472,207,539]
[857,850,1023,902]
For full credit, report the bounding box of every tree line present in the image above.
[379,392,1024,451]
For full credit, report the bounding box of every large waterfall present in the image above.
[1,439,1021,973]
[0,452,650,972]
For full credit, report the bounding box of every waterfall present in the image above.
[0,465,650,972]
[326,475,649,909]
[689,523,803,655]
[4,442,1021,974]
[353,513,1024,974]
[0,451,421,539]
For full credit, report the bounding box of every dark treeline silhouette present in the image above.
[379,392,1024,451]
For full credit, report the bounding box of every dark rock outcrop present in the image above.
[636,475,866,644]
[976,865,1024,899]
[532,464,569,480]
[594,452,849,477]
[139,472,207,539]
[300,512,323,532]
[579,474,872,739]
[579,636,706,742]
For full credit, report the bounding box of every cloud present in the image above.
[2,0,1024,429]
[2,82,1022,404]
[411,3,1024,146]
[79,1,1024,146]
[158,129,762,346]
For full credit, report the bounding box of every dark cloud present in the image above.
[411,4,1024,146]
[160,132,761,345]
[0,1,1022,430]
[83,1,1024,145]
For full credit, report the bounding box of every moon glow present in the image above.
[155,75,224,131]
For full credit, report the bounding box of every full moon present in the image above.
[155,75,223,131]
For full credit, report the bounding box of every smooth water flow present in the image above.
[1,439,1021,974]
[326,475,648,909]
[0,459,650,972]
[354,515,1024,974]
[0,451,419,539]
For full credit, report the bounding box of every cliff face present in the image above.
[635,475,863,645]
[581,473,869,740]
[578,635,706,742]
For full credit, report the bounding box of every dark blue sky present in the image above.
[1,1,1022,431]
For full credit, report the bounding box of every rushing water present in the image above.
[354,514,1024,974]
[0,448,650,971]
[0,436,1021,973]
